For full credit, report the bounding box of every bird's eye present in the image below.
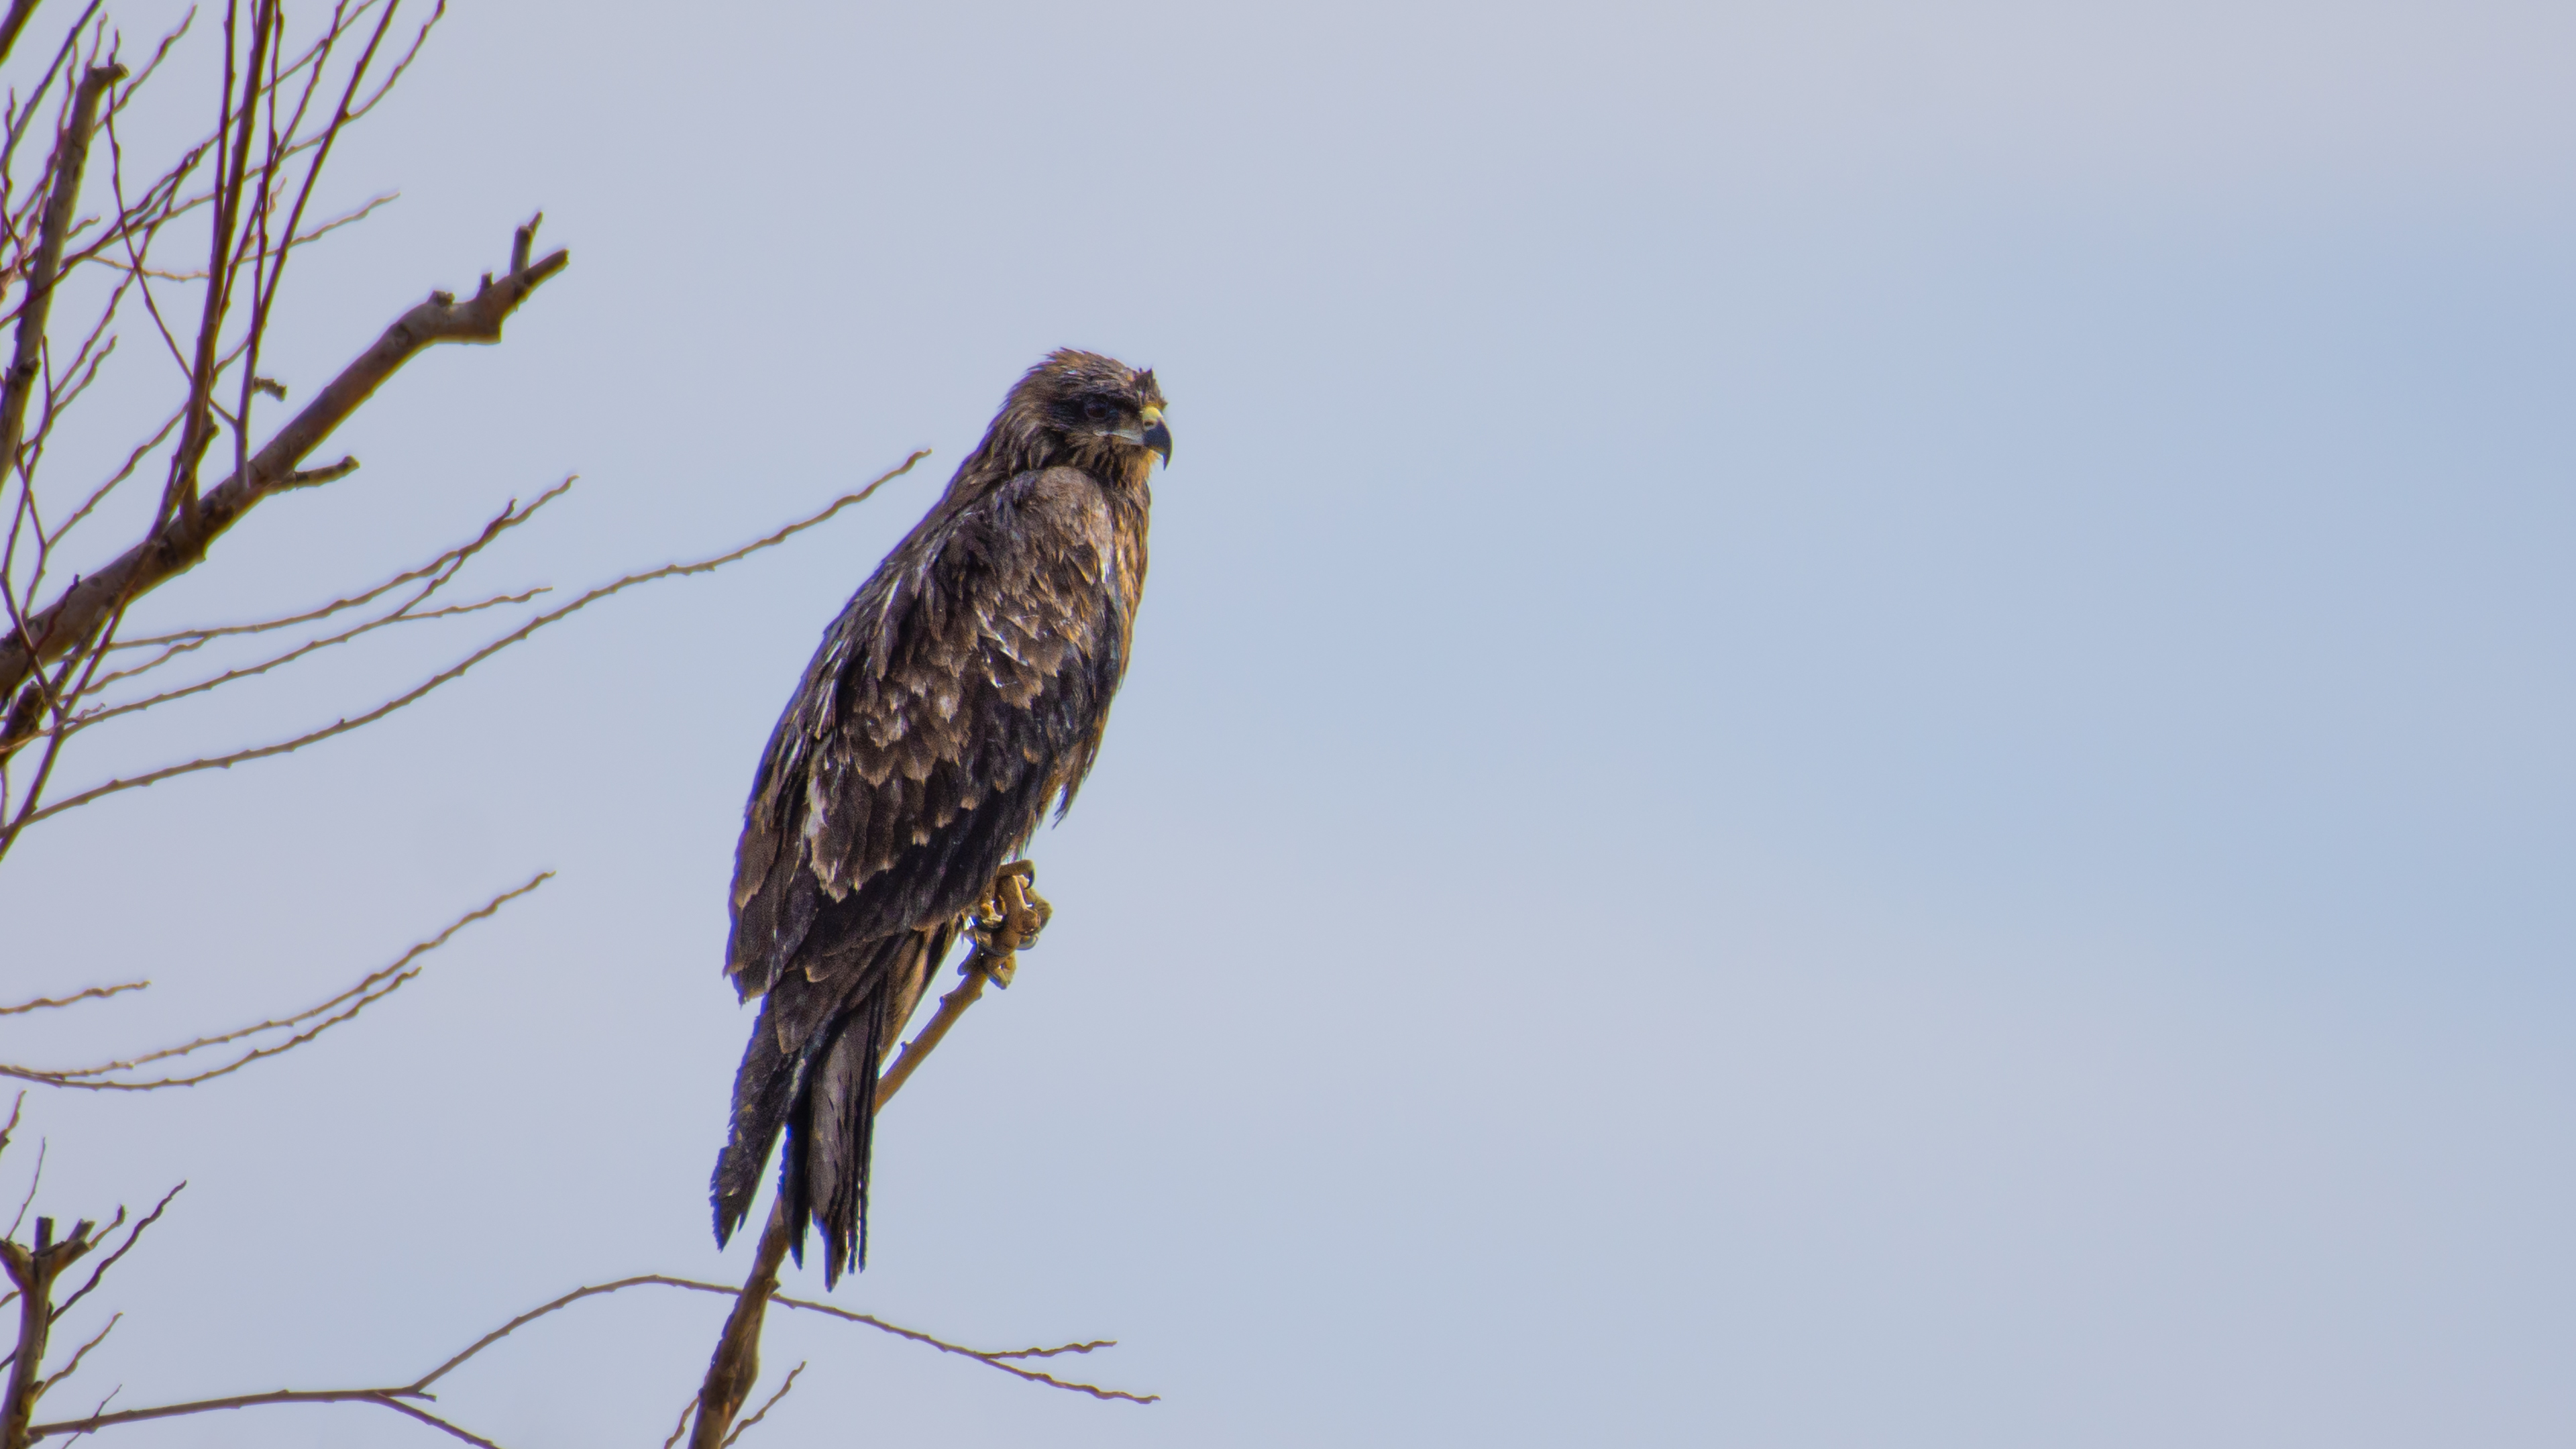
[1081,398,1114,422]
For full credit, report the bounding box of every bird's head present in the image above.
[975,349,1171,487]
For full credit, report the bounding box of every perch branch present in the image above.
[688,862,1068,1447]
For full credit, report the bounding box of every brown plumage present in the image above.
[712,350,1169,1284]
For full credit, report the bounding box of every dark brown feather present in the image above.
[712,350,1165,1285]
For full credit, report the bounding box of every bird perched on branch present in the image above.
[712,350,1169,1285]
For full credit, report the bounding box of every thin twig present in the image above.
[162,0,278,531]
[25,873,541,1078]
[405,1273,1152,1403]
[33,1311,114,1397]
[52,1384,113,1446]
[65,583,549,734]
[0,985,143,1017]
[40,408,182,550]
[0,216,572,700]
[370,1395,505,1449]
[19,453,924,825]
[0,874,549,1090]
[660,1395,696,1449]
[768,1290,1154,1403]
[49,1183,181,1324]
[0,5,101,188]
[26,1271,1146,1444]
[716,1362,802,1448]
[28,1387,466,1445]
[265,454,357,490]
[6,1140,42,1238]
[104,478,573,652]
[0,63,124,538]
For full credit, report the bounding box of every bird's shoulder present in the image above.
[862,465,1120,676]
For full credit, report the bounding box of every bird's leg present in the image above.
[967,859,1053,987]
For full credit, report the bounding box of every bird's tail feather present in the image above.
[793,993,889,1285]
[710,924,953,1283]
[711,994,798,1247]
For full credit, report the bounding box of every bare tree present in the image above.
[0,1,1154,1442]
[0,0,564,849]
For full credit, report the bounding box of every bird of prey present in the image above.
[712,350,1170,1286]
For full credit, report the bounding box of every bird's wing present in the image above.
[724,465,1126,1000]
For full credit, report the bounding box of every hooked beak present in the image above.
[1138,406,1173,468]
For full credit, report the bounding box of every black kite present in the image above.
[712,350,1170,1285]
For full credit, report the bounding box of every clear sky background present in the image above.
[6,0,2574,1444]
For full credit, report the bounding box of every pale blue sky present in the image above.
[6,1,2573,1444]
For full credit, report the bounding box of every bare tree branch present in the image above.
[16,452,925,826]
[409,1273,1152,1405]
[0,987,140,1018]
[0,6,100,193]
[0,0,45,72]
[764,1291,1150,1403]
[4,1216,97,1449]
[0,873,550,1090]
[49,475,570,725]
[25,1267,1149,1444]
[369,1397,506,1449]
[87,185,393,278]
[105,478,573,654]
[30,1311,109,1399]
[0,215,571,699]
[36,408,180,552]
[661,1393,698,1449]
[264,453,356,490]
[49,1183,180,1325]
[25,1385,486,1447]
[5,1144,40,1240]
[219,0,410,522]
[64,582,547,734]
[0,63,121,498]
[48,1384,109,1447]
[716,1362,800,1448]
[690,864,1072,1446]
[687,1205,792,1448]
[165,0,281,533]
